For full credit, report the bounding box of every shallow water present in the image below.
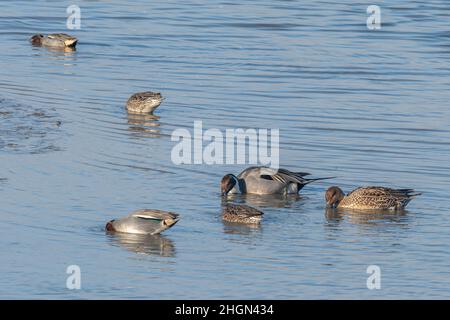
[1,0,450,299]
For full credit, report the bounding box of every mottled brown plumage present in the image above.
[126,92,163,114]
[325,186,421,210]
[222,204,263,224]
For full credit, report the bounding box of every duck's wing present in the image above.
[48,33,76,40]
[237,166,264,179]
[349,187,420,198]
[274,168,311,182]
[131,92,161,100]
[255,167,310,185]
[224,204,263,217]
[347,186,421,208]
[129,209,179,221]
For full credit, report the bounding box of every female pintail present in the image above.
[325,186,421,210]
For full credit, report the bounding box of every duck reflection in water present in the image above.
[222,220,262,236]
[127,113,161,138]
[222,193,301,209]
[44,46,77,53]
[106,232,175,257]
[32,45,77,64]
[325,207,410,226]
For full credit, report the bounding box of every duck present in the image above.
[325,186,421,210]
[221,166,333,195]
[30,33,78,48]
[126,92,164,114]
[105,209,180,235]
[222,204,263,224]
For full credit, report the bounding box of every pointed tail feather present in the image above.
[396,189,422,198]
[304,177,336,184]
[407,192,422,198]
[294,172,311,177]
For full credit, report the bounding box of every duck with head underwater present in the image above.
[221,166,334,196]
[30,33,78,48]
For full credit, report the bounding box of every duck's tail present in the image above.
[303,176,336,184]
[402,189,422,198]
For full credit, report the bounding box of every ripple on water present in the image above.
[0,97,63,154]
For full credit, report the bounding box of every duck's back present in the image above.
[339,186,418,210]
[237,166,294,194]
[222,204,263,224]
[126,92,162,113]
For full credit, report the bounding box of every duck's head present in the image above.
[325,186,345,208]
[221,174,237,196]
[30,34,44,46]
[105,219,116,232]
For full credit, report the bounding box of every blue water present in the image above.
[1,0,449,299]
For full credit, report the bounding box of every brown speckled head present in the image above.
[325,186,345,208]
[30,34,44,46]
[105,220,116,232]
[221,174,237,196]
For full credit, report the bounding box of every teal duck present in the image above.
[126,92,163,114]
[222,204,263,224]
[30,33,78,48]
[106,209,180,235]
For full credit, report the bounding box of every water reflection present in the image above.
[31,43,76,53]
[44,46,76,54]
[31,46,77,68]
[106,232,175,257]
[222,193,302,208]
[126,113,161,138]
[222,220,262,236]
[325,208,410,226]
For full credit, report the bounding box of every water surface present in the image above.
[1,0,450,299]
